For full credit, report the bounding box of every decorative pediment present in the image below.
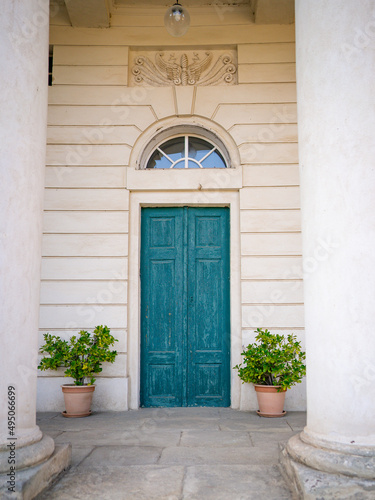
[130,49,237,87]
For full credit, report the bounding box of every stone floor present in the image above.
[36,408,306,499]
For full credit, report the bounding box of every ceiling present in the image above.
[113,0,251,5]
[56,0,294,28]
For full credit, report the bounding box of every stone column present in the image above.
[281,1,375,496]
[0,0,70,496]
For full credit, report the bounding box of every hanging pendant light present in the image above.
[164,1,190,37]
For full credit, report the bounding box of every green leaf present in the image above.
[233,328,306,390]
[38,325,118,385]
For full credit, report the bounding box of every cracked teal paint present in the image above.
[141,207,230,407]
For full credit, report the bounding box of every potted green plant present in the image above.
[234,328,306,417]
[38,325,118,418]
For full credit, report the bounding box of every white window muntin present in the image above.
[146,134,228,169]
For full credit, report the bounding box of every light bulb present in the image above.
[164,2,190,37]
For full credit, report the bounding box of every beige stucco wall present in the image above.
[37,3,305,411]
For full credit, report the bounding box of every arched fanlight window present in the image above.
[146,135,228,169]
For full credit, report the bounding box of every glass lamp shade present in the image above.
[164,2,190,37]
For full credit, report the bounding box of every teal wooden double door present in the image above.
[141,207,230,407]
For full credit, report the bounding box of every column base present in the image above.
[0,435,54,474]
[280,433,375,499]
[0,443,71,500]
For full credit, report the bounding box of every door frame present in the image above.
[128,190,242,409]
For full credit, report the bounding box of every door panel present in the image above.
[141,209,185,407]
[187,208,230,406]
[141,207,230,407]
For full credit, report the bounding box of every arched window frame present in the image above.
[138,125,232,170]
[145,134,228,170]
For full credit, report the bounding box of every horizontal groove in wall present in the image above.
[42,255,128,258]
[53,64,128,68]
[45,163,131,165]
[240,254,302,258]
[47,125,141,127]
[240,185,300,188]
[40,303,127,307]
[48,102,298,109]
[53,83,130,87]
[47,142,134,147]
[241,162,299,165]
[47,103,152,106]
[239,184,299,188]
[229,124,298,128]
[214,99,297,105]
[242,327,304,331]
[242,302,303,306]
[50,40,295,45]
[240,208,300,211]
[238,80,297,84]
[240,231,301,234]
[239,141,298,145]
[238,80,296,85]
[241,278,303,282]
[43,210,129,213]
[238,62,295,66]
[43,232,128,235]
[39,326,126,330]
[41,279,128,282]
[43,209,128,212]
[238,140,298,147]
[42,256,127,259]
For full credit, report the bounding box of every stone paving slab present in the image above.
[69,446,95,468]
[36,412,60,421]
[283,412,307,432]
[140,417,220,431]
[219,414,293,432]
[183,464,292,500]
[43,431,95,468]
[37,465,185,500]
[180,429,252,447]
[218,409,258,419]
[37,412,155,432]
[78,446,162,467]
[159,445,279,465]
[153,407,221,417]
[53,429,182,448]
[36,409,302,499]
[250,431,296,449]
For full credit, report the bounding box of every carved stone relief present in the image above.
[130,49,237,86]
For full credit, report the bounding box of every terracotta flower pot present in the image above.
[61,384,95,418]
[254,384,286,417]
